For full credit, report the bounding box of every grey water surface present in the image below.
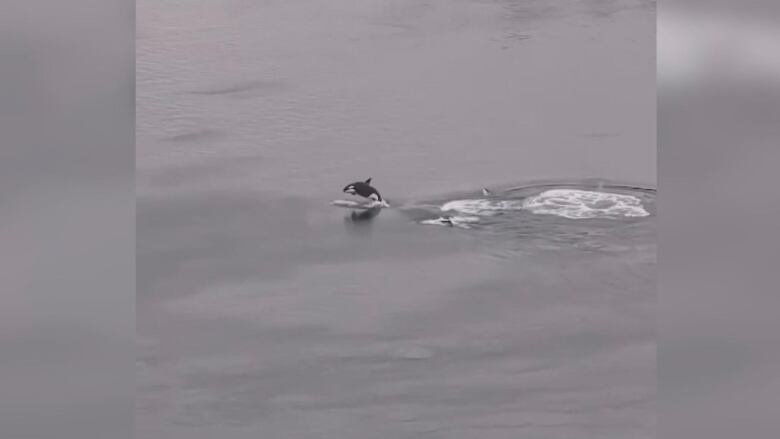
[137,1,656,438]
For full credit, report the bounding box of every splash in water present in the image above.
[522,189,649,219]
[414,184,652,228]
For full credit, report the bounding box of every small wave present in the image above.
[420,216,480,228]
[437,189,649,220]
[522,189,649,219]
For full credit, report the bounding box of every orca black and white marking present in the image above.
[342,177,388,206]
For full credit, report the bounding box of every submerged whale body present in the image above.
[349,206,381,222]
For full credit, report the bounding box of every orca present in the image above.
[342,177,388,206]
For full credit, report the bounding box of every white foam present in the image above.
[437,189,650,220]
[440,199,522,216]
[522,189,649,219]
[331,199,389,209]
[331,199,367,208]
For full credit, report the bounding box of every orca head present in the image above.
[343,178,375,195]
[343,183,357,195]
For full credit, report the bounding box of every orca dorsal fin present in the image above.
[365,177,372,184]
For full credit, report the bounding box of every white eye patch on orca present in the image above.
[368,193,379,201]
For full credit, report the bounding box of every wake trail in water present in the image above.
[409,183,654,229]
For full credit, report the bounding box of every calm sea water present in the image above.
[137,1,656,438]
